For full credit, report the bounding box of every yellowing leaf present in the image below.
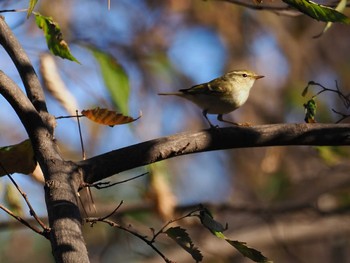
[0,140,36,176]
[27,0,38,18]
[34,13,80,63]
[81,107,141,127]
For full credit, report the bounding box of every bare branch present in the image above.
[85,216,174,263]
[86,172,148,190]
[0,71,45,138]
[0,16,55,133]
[0,21,89,262]
[80,123,350,183]
[0,16,46,112]
[0,204,46,236]
[0,162,49,233]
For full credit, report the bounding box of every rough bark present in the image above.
[0,16,89,263]
[80,123,350,183]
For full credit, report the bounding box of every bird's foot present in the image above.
[236,122,251,127]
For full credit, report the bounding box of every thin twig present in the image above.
[98,200,124,221]
[0,162,50,238]
[0,204,45,236]
[87,172,148,190]
[0,9,27,13]
[0,162,48,230]
[332,109,350,123]
[308,81,350,107]
[55,114,84,119]
[76,110,86,160]
[306,81,350,123]
[85,200,172,262]
[85,204,200,263]
[151,208,201,242]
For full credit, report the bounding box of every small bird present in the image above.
[158,70,264,128]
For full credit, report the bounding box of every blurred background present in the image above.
[0,0,350,262]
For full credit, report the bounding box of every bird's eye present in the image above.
[242,73,248,78]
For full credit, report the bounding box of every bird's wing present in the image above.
[180,78,229,95]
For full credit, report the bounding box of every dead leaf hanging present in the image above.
[81,108,141,127]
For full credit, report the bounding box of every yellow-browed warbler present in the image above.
[158,70,264,127]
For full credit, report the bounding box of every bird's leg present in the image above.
[202,110,216,128]
[217,114,251,126]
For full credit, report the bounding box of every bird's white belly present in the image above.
[184,92,249,114]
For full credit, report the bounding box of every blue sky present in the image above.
[0,0,292,217]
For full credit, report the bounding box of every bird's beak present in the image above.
[255,75,264,80]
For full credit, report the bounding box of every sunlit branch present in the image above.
[0,16,48,115]
[80,123,350,183]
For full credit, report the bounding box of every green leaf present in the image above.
[303,98,317,123]
[283,0,350,23]
[89,48,130,114]
[165,226,203,262]
[34,13,80,63]
[199,207,227,238]
[314,0,348,38]
[226,240,272,263]
[27,0,38,18]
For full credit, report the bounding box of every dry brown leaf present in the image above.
[81,107,142,127]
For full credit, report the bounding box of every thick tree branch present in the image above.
[0,17,89,263]
[80,123,350,183]
[0,16,46,112]
[0,71,45,139]
[0,71,89,263]
[0,16,55,133]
